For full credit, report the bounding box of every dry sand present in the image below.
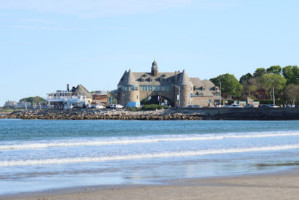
[2,168,299,200]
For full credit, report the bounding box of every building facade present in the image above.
[117,61,221,108]
[91,91,108,106]
[47,84,92,108]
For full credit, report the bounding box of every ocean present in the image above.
[1,119,299,194]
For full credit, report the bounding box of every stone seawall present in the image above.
[1,108,299,120]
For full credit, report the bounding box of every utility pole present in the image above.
[219,82,222,106]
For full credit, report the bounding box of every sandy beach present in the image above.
[2,168,299,200]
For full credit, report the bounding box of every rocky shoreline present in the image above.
[1,108,299,120]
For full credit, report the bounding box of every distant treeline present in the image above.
[210,65,299,105]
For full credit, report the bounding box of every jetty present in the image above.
[1,108,299,120]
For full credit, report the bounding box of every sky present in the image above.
[0,0,299,105]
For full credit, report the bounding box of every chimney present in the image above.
[67,84,69,92]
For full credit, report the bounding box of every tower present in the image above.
[177,70,192,107]
[151,60,158,76]
[117,69,140,107]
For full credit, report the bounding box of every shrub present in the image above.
[141,104,168,110]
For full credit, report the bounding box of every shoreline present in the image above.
[1,107,299,120]
[2,167,299,200]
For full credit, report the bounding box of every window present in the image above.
[130,86,134,91]
[142,86,147,91]
[154,86,159,91]
[134,86,139,90]
[148,86,152,91]
[161,86,165,91]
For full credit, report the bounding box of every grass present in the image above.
[125,104,169,111]
[0,108,25,113]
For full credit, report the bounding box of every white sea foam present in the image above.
[1,144,299,167]
[1,131,299,151]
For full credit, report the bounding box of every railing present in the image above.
[47,95,87,100]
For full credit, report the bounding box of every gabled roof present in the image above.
[73,84,92,98]
[190,78,217,96]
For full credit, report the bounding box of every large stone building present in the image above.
[117,61,221,108]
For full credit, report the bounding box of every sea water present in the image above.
[0,119,299,194]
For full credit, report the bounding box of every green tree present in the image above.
[210,73,243,97]
[258,74,286,101]
[239,73,253,84]
[253,68,266,78]
[266,65,281,74]
[284,84,299,105]
[241,77,260,97]
[282,65,299,85]
[19,96,46,104]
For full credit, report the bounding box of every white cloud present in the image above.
[0,0,193,17]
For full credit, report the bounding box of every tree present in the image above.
[258,74,286,101]
[282,65,299,85]
[266,65,281,74]
[241,77,260,97]
[210,73,243,97]
[284,84,299,105]
[239,73,253,84]
[253,68,266,78]
[19,96,46,104]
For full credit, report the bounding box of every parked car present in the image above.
[187,105,200,108]
[107,104,124,109]
[224,104,243,108]
[286,105,295,108]
[244,104,254,108]
[92,104,105,109]
[267,104,279,108]
[259,104,268,108]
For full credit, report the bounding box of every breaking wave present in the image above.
[1,144,299,167]
[1,131,299,151]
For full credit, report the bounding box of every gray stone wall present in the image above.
[192,96,217,107]
[179,86,191,108]
[118,90,140,106]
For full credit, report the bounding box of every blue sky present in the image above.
[1,0,299,105]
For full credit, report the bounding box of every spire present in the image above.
[151,60,158,76]
[117,70,128,86]
[127,69,137,85]
[177,70,191,86]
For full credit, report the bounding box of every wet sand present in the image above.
[2,168,299,200]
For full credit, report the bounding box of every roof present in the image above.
[90,91,108,95]
[117,70,138,86]
[177,70,192,86]
[73,84,92,98]
[190,78,217,96]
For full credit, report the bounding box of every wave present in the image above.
[1,131,299,151]
[1,144,299,167]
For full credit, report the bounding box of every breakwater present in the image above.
[1,108,299,120]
